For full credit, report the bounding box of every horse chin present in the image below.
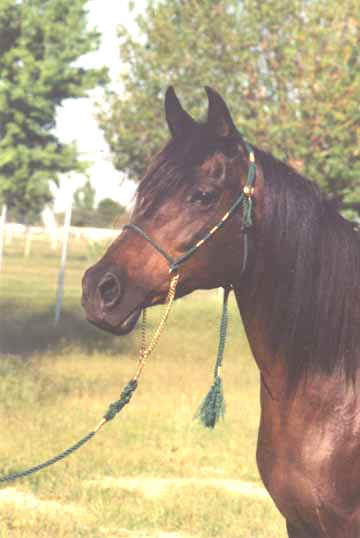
[115,307,142,335]
[88,307,142,336]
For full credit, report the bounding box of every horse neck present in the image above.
[233,273,291,397]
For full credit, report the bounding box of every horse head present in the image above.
[81,87,260,335]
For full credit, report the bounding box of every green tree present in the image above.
[97,197,126,227]
[71,179,97,227]
[98,0,360,219]
[0,0,108,224]
[69,182,127,228]
[73,179,96,211]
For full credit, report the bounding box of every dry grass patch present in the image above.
[85,476,269,499]
[0,249,286,537]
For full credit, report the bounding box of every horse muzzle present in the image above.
[81,264,143,335]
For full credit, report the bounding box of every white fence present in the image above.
[0,219,120,324]
[2,222,119,244]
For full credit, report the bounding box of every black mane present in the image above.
[255,148,360,384]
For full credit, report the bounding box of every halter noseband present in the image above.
[124,143,256,275]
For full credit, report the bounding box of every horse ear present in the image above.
[205,86,237,137]
[165,86,197,138]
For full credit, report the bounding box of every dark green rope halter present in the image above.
[124,145,255,275]
[124,142,256,428]
[0,143,256,483]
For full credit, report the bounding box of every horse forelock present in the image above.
[134,125,243,218]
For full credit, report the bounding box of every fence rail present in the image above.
[0,218,121,323]
[1,222,119,244]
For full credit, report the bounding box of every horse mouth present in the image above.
[117,307,142,334]
[88,306,142,336]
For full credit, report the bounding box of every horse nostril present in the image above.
[98,272,122,308]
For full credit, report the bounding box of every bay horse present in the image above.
[82,87,360,537]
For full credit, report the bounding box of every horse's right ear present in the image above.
[165,87,197,138]
[205,86,238,138]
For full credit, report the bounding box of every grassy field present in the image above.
[0,235,286,537]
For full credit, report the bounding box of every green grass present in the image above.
[0,237,286,537]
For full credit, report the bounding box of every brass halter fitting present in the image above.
[243,185,255,197]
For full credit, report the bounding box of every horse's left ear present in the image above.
[205,86,238,138]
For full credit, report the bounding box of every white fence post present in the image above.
[54,196,73,324]
[24,226,32,257]
[0,204,7,272]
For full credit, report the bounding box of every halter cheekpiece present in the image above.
[124,142,256,276]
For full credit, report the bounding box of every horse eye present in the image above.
[189,190,219,205]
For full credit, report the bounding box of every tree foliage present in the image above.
[98,0,360,219]
[69,180,126,227]
[0,0,108,224]
[71,179,97,227]
[73,179,96,212]
[97,197,126,227]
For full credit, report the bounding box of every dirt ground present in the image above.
[0,478,269,537]
[85,476,268,499]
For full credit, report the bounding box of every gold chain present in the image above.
[134,272,179,381]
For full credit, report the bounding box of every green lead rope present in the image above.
[0,378,138,483]
[0,145,255,482]
[196,286,231,428]
[103,378,138,421]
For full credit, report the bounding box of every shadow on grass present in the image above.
[0,300,136,358]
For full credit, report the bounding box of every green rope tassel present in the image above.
[196,286,230,428]
[103,378,138,422]
[196,374,225,428]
